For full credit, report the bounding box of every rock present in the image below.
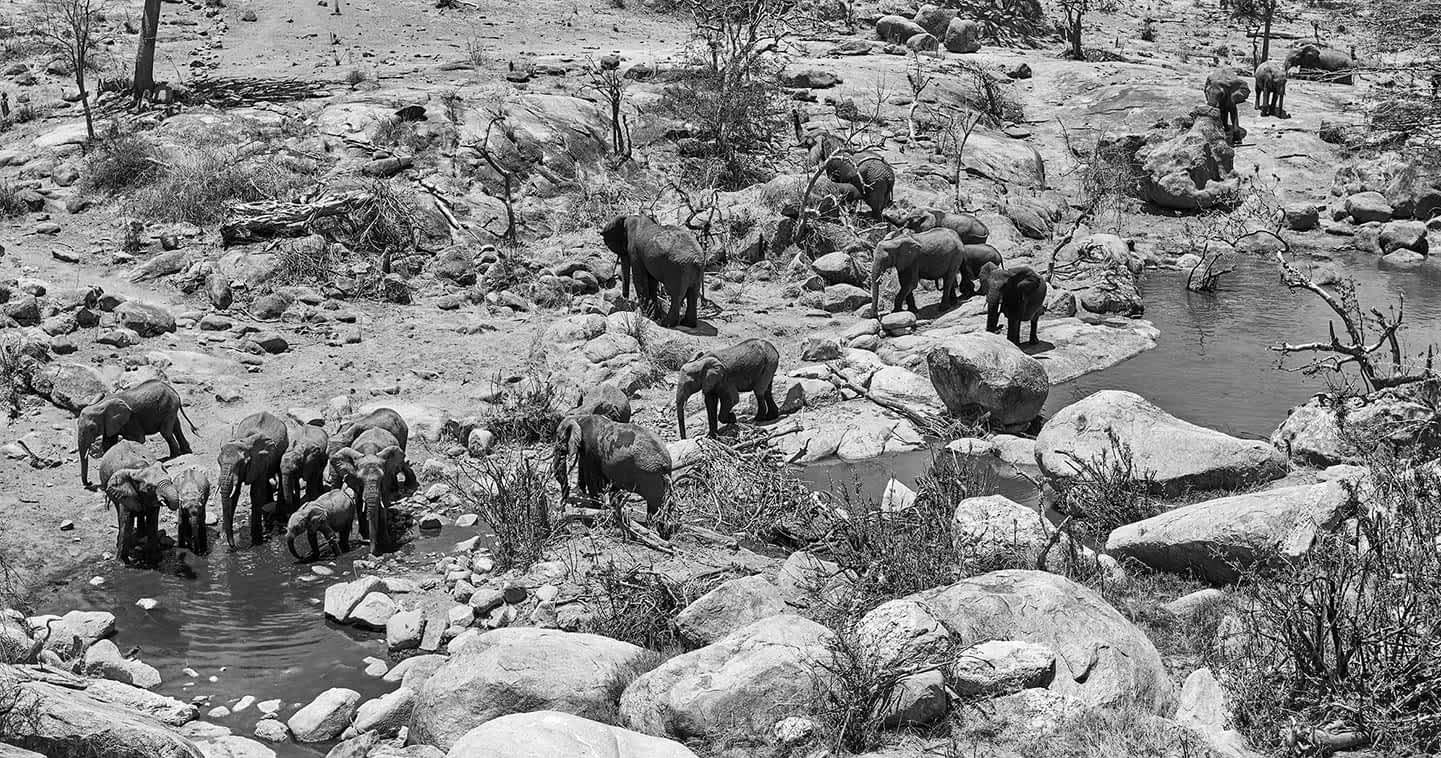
[1036,390,1286,498]
[114,300,176,337]
[1175,668,1254,757]
[387,610,425,651]
[1130,115,1240,210]
[352,687,415,737]
[466,428,494,457]
[249,293,290,320]
[925,332,1049,428]
[880,310,917,335]
[822,283,870,312]
[949,640,1056,698]
[250,331,289,354]
[384,654,446,690]
[0,665,203,758]
[811,251,860,285]
[951,495,1049,566]
[83,679,196,725]
[347,592,397,630]
[1381,249,1426,268]
[869,365,945,414]
[39,610,116,649]
[286,687,361,742]
[1345,191,1394,224]
[619,615,837,741]
[97,328,142,348]
[1284,203,1319,231]
[905,31,939,51]
[2,295,41,325]
[780,70,841,89]
[1050,234,1144,315]
[1107,482,1355,582]
[323,577,386,623]
[409,627,654,751]
[878,670,947,727]
[777,550,853,603]
[674,575,788,648]
[876,14,927,43]
[83,639,161,688]
[943,17,982,53]
[252,719,288,743]
[904,570,1172,711]
[1379,220,1428,254]
[800,336,841,362]
[1163,588,1227,624]
[1271,383,1440,465]
[880,477,916,515]
[446,710,699,758]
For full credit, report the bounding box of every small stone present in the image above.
[254,718,289,743]
[208,706,231,718]
[455,513,479,528]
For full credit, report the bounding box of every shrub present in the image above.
[126,141,314,225]
[954,59,1025,127]
[1215,455,1441,754]
[82,129,159,193]
[583,562,730,651]
[670,438,820,545]
[343,67,368,86]
[0,182,25,217]
[814,621,954,754]
[1049,430,1159,544]
[450,453,554,571]
[0,336,26,419]
[311,180,421,266]
[481,371,565,445]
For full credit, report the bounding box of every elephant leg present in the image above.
[717,387,739,425]
[986,299,1002,333]
[249,479,268,543]
[160,428,184,459]
[661,283,683,328]
[307,529,320,562]
[682,285,699,328]
[1007,317,1022,345]
[1028,315,1040,345]
[620,258,632,299]
[1276,87,1288,118]
[116,506,131,565]
[941,275,957,310]
[146,509,160,563]
[703,392,719,437]
[355,492,370,540]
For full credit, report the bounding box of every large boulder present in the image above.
[952,494,1049,566]
[1379,220,1428,254]
[869,365,946,415]
[1107,482,1355,582]
[876,15,927,43]
[1130,115,1240,210]
[925,332,1049,428]
[114,301,176,338]
[943,18,982,53]
[28,363,110,413]
[445,711,698,758]
[287,687,361,742]
[1050,234,1144,316]
[673,575,787,648]
[619,615,836,742]
[912,4,957,37]
[909,570,1173,711]
[1036,390,1286,498]
[1271,384,1441,466]
[0,665,203,758]
[1344,191,1393,224]
[410,627,653,751]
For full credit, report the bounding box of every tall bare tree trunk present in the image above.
[132,0,160,103]
[1260,0,1274,61]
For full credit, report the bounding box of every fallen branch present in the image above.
[823,364,935,429]
[219,191,371,246]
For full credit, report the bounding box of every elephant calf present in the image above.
[553,415,672,535]
[1254,60,1289,118]
[286,490,356,561]
[872,229,999,315]
[675,339,780,439]
[885,207,990,245]
[173,465,211,555]
[825,152,896,220]
[979,262,1048,345]
[1203,68,1250,143]
[280,422,330,514]
[99,441,179,565]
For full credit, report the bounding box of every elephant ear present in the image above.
[102,399,133,437]
[601,215,627,252]
[977,262,1001,293]
[699,357,725,393]
[105,471,139,510]
[379,445,404,470]
[331,448,361,479]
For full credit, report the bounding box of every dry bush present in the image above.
[814,622,954,754]
[0,336,26,419]
[116,140,315,225]
[1215,455,1441,754]
[0,182,25,218]
[82,129,159,193]
[449,453,555,571]
[558,172,649,233]
[1049,430,1159,544]
[311,180,422,264]
[481,371,565,445]
[953,60,1025,127]
[582,562,731,651]
[670,438,821,545]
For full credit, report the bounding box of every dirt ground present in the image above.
[0,0,1382,602]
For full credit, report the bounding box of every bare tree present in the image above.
[1056,0,1088,61]
[132,0,160,105]
[465,112,520,244]
[33,0,105,139]
[935,105,982,210]
[902,52,934,152]
[585,56,631,160]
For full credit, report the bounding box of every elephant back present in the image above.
[237,410,288,444]
[855,153,896,186]
[709,339,780,390]
[352,427,401,455]
[648,225,706,267]
[97,440,156,485]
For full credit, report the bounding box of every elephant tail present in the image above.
[179,405,200,434]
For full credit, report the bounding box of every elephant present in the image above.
[675,338,780,439]
[1203,68,1250,142]
[217,411,289,548]
[77,379,197,488]
[885,207,990,245]
[328,408,415,487]
[574,383,632,422]
[98,441,179,565]
[1254,60,1289,118]
[872,229,1000,315]
[172,465,211,555]
[825,152,896,220]
[979,262,1048,345]
[1286,43,1354,84]
[601,215,706,328]
[331,428,406,556]
[285,489,355,562]
[280,423,330,514]
[553,414,672,533]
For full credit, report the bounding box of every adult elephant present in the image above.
[76,379,197,488]
[1203,68,1250,143]
[885,207,990,245]
[280,423,330,513]
[1254,60,1289,118]
[979,262,1048,345]
[218,411,289,548]
[872,229,999,315]
[825,152,895,220]
[675,339,780,439]
[553,414,671,534]
[1286,43,1354,84]
[601,215,705,329]
[98,441,179,565]
[574,383,632,423]
[285,490,355,562]
[328,408,414,486]
[331,428,406,555]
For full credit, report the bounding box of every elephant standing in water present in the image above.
[979,262,1048,345]
[280,423,330,512]
[172,465,211,555]
[553,414,672,535]
[1204,68,1250,143]
[98,441,179,565]
[331,428,407,556]
[76,379,196,488]
[286,490,356,561]
[601,215,705,329]
[218,411,289,548]
[328,408,415,487]
[675,339,780,439]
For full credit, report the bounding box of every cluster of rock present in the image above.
[875,5,984,54]
[1101,110,1241,211]
[1318,155,1439,267]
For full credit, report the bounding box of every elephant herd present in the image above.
[1206,42,1357,143]
[78,384,417,566]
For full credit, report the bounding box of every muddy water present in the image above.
[43,526,480,757]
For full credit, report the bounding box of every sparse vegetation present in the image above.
[82,129,159,193]
[0,337,25,420]
[1050,430,1159,544]
[32,0,106,139]
[0,182,26,218]
[480,371,565,445]
[671,437,819,545]
[451,453,555,571]
[583,562,731,650]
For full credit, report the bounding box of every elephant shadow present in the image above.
[1018,339,1057,355]
[671,320,719,337]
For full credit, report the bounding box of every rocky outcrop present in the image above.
[1270,383,1441,466]
[1106,482,1355,582]
[926,332,1049,428]
[1127,113,1240,210]
[673,575,787,648]
[446,711,698,758]
[619,615,836,742]
[1050,234,1144,316]
[410,627,654,750]
[1379,220,1428,254]
[951,494,1049,565]
[1037,390,1286,498]
[949,640,1056,698]
[876,15,928,43]
[287,687,360,742]
[944,18,982,53]
[1344,191,1393,224]
[0,665,203,758]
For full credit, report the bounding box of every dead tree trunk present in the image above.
[132,0,161,104]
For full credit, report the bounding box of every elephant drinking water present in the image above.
[218,411,289,548]
[331,427,407,556]
[286,490,356,561]
[98,441,179,565]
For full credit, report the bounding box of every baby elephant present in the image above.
[172,465,212,555]
[285,490,356,562]
[675,338,780,438]
[1254,60,1289,118]
[1203,67,1250,142]
[979,262,1048,345]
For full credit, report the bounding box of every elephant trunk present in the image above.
[77,426,94,486]
[219,470,238,547]
[287,534,306,561]
[675,384,693,439]
[364,479,385,556]
[871,254,887,319]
